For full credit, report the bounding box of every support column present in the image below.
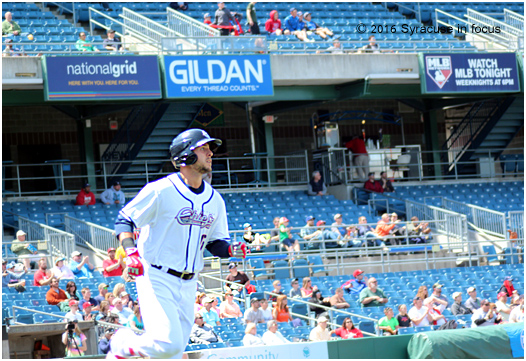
[78,118,96,187]
[264,122,276,184]
[423,109,442,179]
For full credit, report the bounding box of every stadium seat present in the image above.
[248,258,274,279]
[307,255,329,276]
[292,259,310,279]
[272,260,290,280]
[358,320,376,337]
[398,327,415,335]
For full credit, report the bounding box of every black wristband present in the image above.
[121,237,135,251]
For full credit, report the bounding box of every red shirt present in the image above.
[102,259,123,277]
[75,190,96,206]
[34,270,50,286]
[245,284,257,294]
[345,138,368,156]
[334,327,363,339]
[364,180,383,193]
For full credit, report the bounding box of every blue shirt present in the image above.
[98,337,111,354]
[202,308,220,325]
[79,297,99,310]
[305,20,317,31]
[284,15,302,32]
[349,279,367,294]
[69,260,94,278]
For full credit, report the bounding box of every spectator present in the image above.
[246,2,260,35]
[219,292,242,318]
[423,298,446,326]
[62,320,87,357]
[102,247,124,278]
[242,223,270,251]
[79,287,100,311]
[46,277,68,307]
[214,2,235,36]
[283,8,311,41]
[380,172,395,192]
[495,292,512,322]
[426,283,449,313]
[315,220,340,248]
[190,313,222,344]
[407,216,432,244]
[307,170,327,196]
[269,217,281,243]
[408,297,432,327]
[309,316,331,341]
[2,38,24,57]
[112,298,132,325]
[243,322,265,346]
[345,135,369,180]
[66,281,81,301]
[261,320,290,345]
[300,215,323,250]
[94,283,109,304]
[169,2,188,11]
[75,183,96,205]
[360,35,381,53]
[268,280,285,303]
[76,33,99,52]
[309,289,331,318]
[51,257,75,279]
[2,12,22,36]
[451,292,472,315]
[416,285,429,300]
[225,263,250,296]
[69,251,95,278]
[34,258,53,287]
[194,292,206,314]
[301,277,316,298]
[128,305,144,331]
[499,276,516,297]
[342,269,368,294]
[471,299,502,327]
[259,298,273,322]
[464,287,482,312]
[83,303,94,321]
[297,11,305,29]
[65,300,84,322]
[374,214,394,247]
[331,214,346,242]
[101,181,125,205]
[356,216,380,247]
[244,279,257,294]
[2,261,26,292]
[389,213,406,246]
[331,317,363,339]
[102,29,123,52]
[396,304,412,328]
[509,295,524,323]
[319,38,344,54]
[264,10,283,36]
[272,295,292,322]
[203,13,212,25]
[304,12,333,39]
[279,217,300,257]
[96,301,111,321]
[112,283,126,299]
[378,307,399,336]
[244,297,265,324]
[105,293,116,309]
[98,328,114,355]
[330,288,350,309]
[11,230,37,270]
[359,277,388,307]
[289,278,302,298]
[364,172,383,193]
[201,297,221,326]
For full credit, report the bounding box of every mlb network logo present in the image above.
[426,56,453,88]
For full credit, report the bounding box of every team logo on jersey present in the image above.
[176,207,215,228]
[426,55,452,89]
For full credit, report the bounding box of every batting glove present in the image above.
[125,248,144,277]
[228,242,247,259]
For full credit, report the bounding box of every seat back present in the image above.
[398,327,415,335]
[272,261,290,280]
[358,320,376,337]
[292,259,310,279]
[482,245,500,264]
[290,303,309,317]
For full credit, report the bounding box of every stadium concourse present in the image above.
[2,0,525,359]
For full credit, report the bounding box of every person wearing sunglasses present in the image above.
[189,313,222,345]
[471,299,502,327]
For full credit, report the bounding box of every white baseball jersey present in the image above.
[119,172,230,273]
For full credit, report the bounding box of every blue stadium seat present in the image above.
[272,260,290,280]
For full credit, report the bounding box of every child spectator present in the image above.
[264,10,283,36]
[203,13,212,25]
[396,304,412,327]
[272,295,292,322]
[304,12,333,39]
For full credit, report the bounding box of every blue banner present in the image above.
[503,322,524,358]
[421,52,520,93]
[43,56,162,101]
[163,55,273,98]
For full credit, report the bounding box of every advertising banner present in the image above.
[163,55,273,98]
[503,322,524,358]
[43,55,162,101]
[420,52,520,94]
[197,341,329,359]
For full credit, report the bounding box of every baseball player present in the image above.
[108,129,246,359]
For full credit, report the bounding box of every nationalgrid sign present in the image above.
[42,55,162,101]
[163,55,274,99]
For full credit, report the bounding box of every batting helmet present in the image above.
[169,129,222,168]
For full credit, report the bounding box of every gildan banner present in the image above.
[197,341,329,359]
[163,55,273,98]
[420,52,520,93]
[43,55,162,101]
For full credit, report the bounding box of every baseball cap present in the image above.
[353,269,364,278]
[413,296,422,301]
[99,283,109,289]
[297,11,303,16]
[6,262,15,269]
[82,302,92,310]
[55,257,66,265]
[107,247,116,253]
[83,183,90,188]
[228,263,237,270]
[497,292,507,298]
[368,172,375,177]
[279,217,289,223]
[203,297,214,303]
[432,282,443,289]
[304,12,311,17]
[467,286,476,293]
[112,181,120,186]
[318,316,328,323]
[305,215,315,222]
[71,251,82,257]
[290,7,297,12]
[316,220,326,226]
[505,276,514,281]
[452,292,462,299]
[204,13,210,18]
[119,291,129,297]
[5,38,12,43]
[107,29,115,34]
[16,230,26,237]
[243,223,252,229]
[334,214,342,220]
[250,298,260,304]
[69,300,78,307]
[1,259,6,264]
[105,328,115,334]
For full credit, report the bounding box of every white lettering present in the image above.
[244,59,263,83]
[169,60,188,84]
[225,60,245,83]
[207,60,226,84]
[193,60,209,84]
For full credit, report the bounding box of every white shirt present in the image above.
[408,306,430,327]
[471,308,496,327]
[64,311,83,322]
[261,330,290,345]
[52,265,75,279]
[260,308,273,322]
[309,326,331,341]
[495,301,510,321]
[428,308,445,326]
[509,306,524,323]
[242,333,265,346]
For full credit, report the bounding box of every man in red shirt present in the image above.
[102,247,124,277]
[364,172,383,193]
[345,135,369,181]
[34,258,54,287]
[75,183,96,206]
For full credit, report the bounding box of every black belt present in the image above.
[151,264,195,280]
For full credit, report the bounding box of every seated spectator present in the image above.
[423,298,446,326]
[105,293,116,310]
[194,292,206,314]
[380,172,395,192]
[261,320,290,345]
[301,277,316,298]
[102,29,123,52]
[309,315,331,341]
[79,287,100,311]
[244,297,265,324]
[272,295,292,322]
[378,307,399,336]
[416,285,429,300]
[112,298,132,326]
[268,280,285,303]
[83,303,94,321]
[373,214,393,249]
[219,292,242,318]
[451,292,472,315]
[242,223,270,251]
[495,292,512,322]
[2,261,27,292]
[269,217,281,243]
[2,12,22,36]
[331,213,346,242]
[309,289,331,318]
[34,258,53,287]
[307,170,327,196]
[426,283,449,313]
[128,305,144,331]
[259,298,273,322]
[65,300,84,322]
[342,269,368,294]
[331,317,363,339]
[243,322,265,346]
[102,248,124,278]
[396,304,412,328]
[190,313,222,344]
[113,283,126,299]
[65,281,81,301]
[2,38,24,57]
[356,216,381,247]
[300,216,323,250]
[471,299,502,327]
[94,283,109,304]
[11,230,39,270]
[388,213,406,246]
[214,2,236,36]
[359,277,388,307]
[96,301,111,321]
[359,35,381,53]
[318,38,344,54]
[169,2,188,11]
[76,33,99,52]
[46,277,68,307]
[203,13,212,25]
[364,172,383,193]
[316,220,340,248]
[264,10,283,36]
[75,183,96,205]
[69,251,95,278]
[201,297,221,326]
[289,278,302,298]
[51,257,75,279]
[279,217,300,256]
[330,288,350,309]
[283,8,311,41]
[101,181,125,205]
[98,328,114,355]
[304,12,333,39]
[408,297,432,327]
[464,286,482,313]
[509,295,524,323]
[499,276,516,297]
[407,216,432,244]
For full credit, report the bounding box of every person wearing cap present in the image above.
[46,277,68,306]
[82,302,95,321]
[243,322,265,346]
[2,38,23,57]
[464,286,482,312]
[51,257,75,280]
[304,12,333,39]
[102,247,125,278]
[359,277,388,308]
[190,313,221,344]
[244,297,265,324]
[279,217,300,257]
[95,283,110,304]
[225,263,251,296]
[332,213,350,247]
[309,315,331,341]
[307,170,327,196]
[499,276,516,297]
[120,291,134,310]
[75,183,96,206]
[342,269,368,294]
[246,2,260,35]
[214,2,236,36]
[101,181,125,205]
[201,297,221,326]
[65,299,84,322]
[102,29,123,52]
[112,297,132,325]
[364,172,383,193]
[34,258,54,287]
[300,215,322,250]
[426,283,449,313]
[408,297,432,327]
[98,327,114,355]
[79,287,100,311]
[451,292,472,315]
[509,295,524,323]
[471,299,501,327]
[262,320,290,345]
[2,260,27,291]
[378,307,399,335]
[289,278,302,298]
[283,8,311,42]
[69,251,95,278]
[203,13,212,25]
[11,229,37,270]
[169,2,188,11]
[495,292,512,321]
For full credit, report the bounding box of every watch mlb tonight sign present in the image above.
[163,55,273,98]
[421,52,520,94]
[43,55,162,101]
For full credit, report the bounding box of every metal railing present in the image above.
[466,8,523,49]
[505,9,524,31]
[161,35,267,54]
[120,7,176,45]
[46,2,77,24]
[166,7,220,38]
[508,211,524,243]
[64,215,116,252]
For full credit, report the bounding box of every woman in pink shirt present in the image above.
[219,292,242,318]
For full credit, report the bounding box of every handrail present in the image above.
[120,7,177,46]
[465,8,522,48]
[88,6,148,45]
[504,9,524,31]
[434,9,497,45]
[46,2,76,24]
[166,7,220,37]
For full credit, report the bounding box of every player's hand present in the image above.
[228,243,247,259]
[125,248,144,277]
